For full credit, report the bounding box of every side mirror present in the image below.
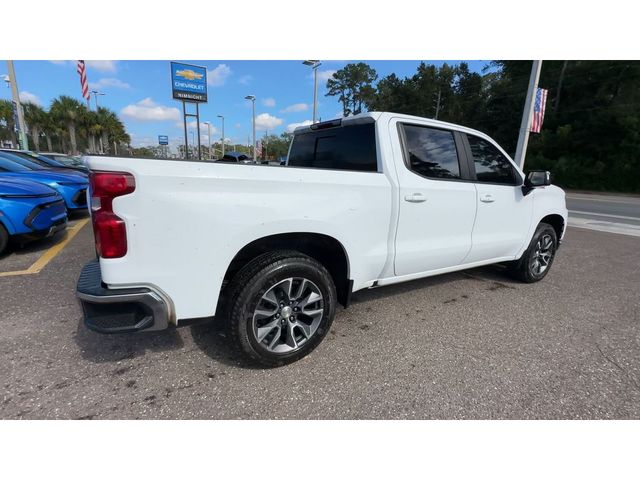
[522,170,551,196]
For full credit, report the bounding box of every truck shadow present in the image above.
[73,317,186,363]
[189,264,521,369]
[349,265,518,305]
[189,322,263,369]
[72,265,519,368]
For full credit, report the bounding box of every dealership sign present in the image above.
[170,62,208,102]
[158,135,169,145]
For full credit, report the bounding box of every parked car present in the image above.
[76,112,568,366]
[218,151,253,163]
[38,152,89,172]
[0,148,88,173]
[0,155,89,211]
[0,177,67,255]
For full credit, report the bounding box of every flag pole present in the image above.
[514,60,542,170]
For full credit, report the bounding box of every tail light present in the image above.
[89,171,135,258]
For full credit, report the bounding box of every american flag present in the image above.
[77,60,90,102]
[530,87,548,133]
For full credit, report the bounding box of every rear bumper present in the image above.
[76,260,169,333]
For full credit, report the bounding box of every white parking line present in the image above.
[568,217,640,237]
[569,210,640,222]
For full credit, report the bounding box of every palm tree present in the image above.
[23,103,47,151]
[0,99,17,147]
[50,95,85,154]
[78,108,101,154]
[41,110,58,152]
[96,107,119,154]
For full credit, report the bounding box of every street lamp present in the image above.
[244,95,256,162]
[303,60,321,123]
[217,114,225,157]
[204,121,212,160]
[90,90,106,110]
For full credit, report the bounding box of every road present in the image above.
[567,192,640,237]
[1,216,639,419]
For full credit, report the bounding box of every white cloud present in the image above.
[184,120,218,135]
[282,102,309,113]
[208,64,232,86]
[49,60,69,66]
[254,113,283,131]
[316,69,337,82]
[19,91,42,106]
[86,61,118,73]
[89,77,131,90]
[262,97,276,107]
[238,75,252,85]
[121,98,180,122]
[286,120,313,132]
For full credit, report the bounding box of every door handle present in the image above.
[479,194,495,203]
[404,193,427,203]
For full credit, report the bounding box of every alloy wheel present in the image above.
[530,233,554,275]
[252,277,324,354]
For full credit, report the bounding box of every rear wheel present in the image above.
[508,223,558,283]
[0,223,9,256]
[224,250,336,367]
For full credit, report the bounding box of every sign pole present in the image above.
[182,101,189,160]
[196,102,202,161]
[514,60,542,170]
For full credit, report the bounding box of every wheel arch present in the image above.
[221,232,352,308]
[539,213,565,241]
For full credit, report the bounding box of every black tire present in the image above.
[508,222,558,283]
[0,223,9,256]
[224,250,336,367]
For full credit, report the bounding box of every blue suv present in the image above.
[0,177,68,255]
[0,152,89,211]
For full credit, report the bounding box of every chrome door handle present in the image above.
[404,193,427,203]
[479,194,495,203]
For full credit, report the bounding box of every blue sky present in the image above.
[0,60,490,152]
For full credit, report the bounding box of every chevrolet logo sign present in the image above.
[175,69,204,81]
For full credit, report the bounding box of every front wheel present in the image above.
[508,223,558,283]
[224,250,336,367]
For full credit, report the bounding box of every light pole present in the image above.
[303,60,321,123]
[245,95,256,162]
[204,121,212,160]
[217,114,225,157]
[90,90,105,110]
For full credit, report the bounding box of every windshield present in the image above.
[0,156,31,172]
[4,150,62,168]
[0,152,42,170]
[48,154,84,167]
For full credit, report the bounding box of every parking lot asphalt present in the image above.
[1,220,639,419]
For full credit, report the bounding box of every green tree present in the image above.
[50,95,85,154]
[326,62,378,116]
[0,99,17,146]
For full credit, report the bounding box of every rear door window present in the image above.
[288,123,377,172]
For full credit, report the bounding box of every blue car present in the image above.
[0,177,68,255]
[0,153,89,211]
[0,148,89,174]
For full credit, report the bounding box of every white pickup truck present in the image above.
[77,112,568,366]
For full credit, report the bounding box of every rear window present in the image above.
[288,123,377,172]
